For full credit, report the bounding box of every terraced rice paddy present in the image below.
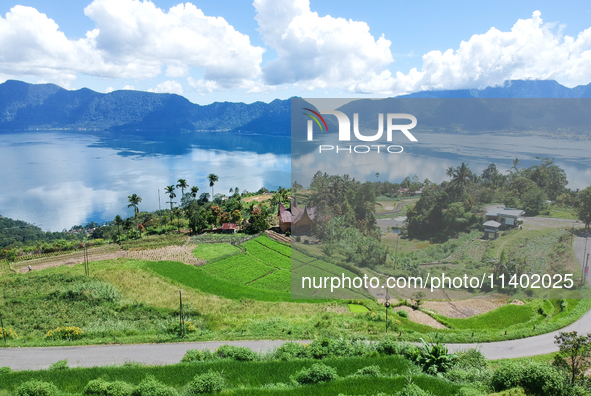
[193,236,368,298]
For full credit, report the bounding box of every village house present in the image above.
[483,220,502,239]
[278,199,317,235]
[482,207,524,239]
[484,207,524,227]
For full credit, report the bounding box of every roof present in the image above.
[290,198,317,223]
[485,207,524,218]
[222,223,236,229]
[278,202,292,223]
[483,220,502,228]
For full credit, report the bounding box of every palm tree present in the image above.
[114,215,123,243]
[445,166,455,179]
[177,179,188,197]
[127,194,142,237]
[165,185,176,226]
[208,173,219,199]
[451,162,472,189]
[191,186,199,200]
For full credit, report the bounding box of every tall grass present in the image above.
[0,356,417,394]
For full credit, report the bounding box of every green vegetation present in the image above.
[146,261,293,302]
[191,243,241,261]
[348,304,370,313]
[5,335,591,395]
[120,234,188,251]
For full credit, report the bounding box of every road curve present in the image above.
[2,233,591,371]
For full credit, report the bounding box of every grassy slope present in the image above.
[0,356,462,396]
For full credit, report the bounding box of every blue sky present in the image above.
[1,0,591,104]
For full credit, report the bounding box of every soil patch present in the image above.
[423,299,507,319]
[394,305,446,329]
[17,251,127,273]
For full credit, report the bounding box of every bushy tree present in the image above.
[246,207,269,233]
[577,187,591,228]
[553,331,591,385]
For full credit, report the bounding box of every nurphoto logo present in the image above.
[304,108,418,154]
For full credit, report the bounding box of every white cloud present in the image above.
[382,11,591,95]
[0,1,264,90]
[148,80,183,95]
[122,85,135,90]
[254,0,394,90]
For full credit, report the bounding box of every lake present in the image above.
[0,131,290,231]
[291,132,591,195]
[1,130,590,231]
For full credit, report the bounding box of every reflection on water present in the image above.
[2,130,590,231]
[292,133,591,190]
[0,131,290,231]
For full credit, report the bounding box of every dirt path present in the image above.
[16,250,127,273]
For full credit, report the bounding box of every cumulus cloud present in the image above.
[0,1,264,89]
[382,11,591,95]
[84,0,264,84]
[254,4,591,94]
[148,80,183,95]
[254,0,393,90]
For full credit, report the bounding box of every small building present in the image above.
[221,223,236,233]
[485,207,524,227]
[483,220,501,239]
[277,199,317,235]
[278,202,292,233]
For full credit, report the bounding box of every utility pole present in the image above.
[582,237,588,286]
[179,289,185,338]
[384,290,390,334]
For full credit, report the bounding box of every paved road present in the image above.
[3,232,591,371]
[3,302,591,371]
[0,340,295,371]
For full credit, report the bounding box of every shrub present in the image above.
[181,349,215,363]
[165,320,197,335]
[131,376,178,396]
[46,326,84,340]
[84,379,133,396]
[376,338,412,356]
[568,386,591,396]
[446,367,493,385]
[185,371,225,394]
[16,380,59,396]
[1,327,18,339]
[48,359,69,371]
[393,383,430,396]
[520,363,564,395]
[396,310,409,318]
[352,365,381,377]
[215,345,257,361]
[491,362,564,395]
[488,388,527,396]
[0,366,12,374]
[455,349,487,370]
[292,363,338,385]
[491,362,524,391]
[407,339,458,374]
[272,342,307,361]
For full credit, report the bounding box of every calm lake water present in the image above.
[0,131,290,231]
[1,130,590,231]
[292,132,591,195]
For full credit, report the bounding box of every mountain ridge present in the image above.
[1,79,590,133]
